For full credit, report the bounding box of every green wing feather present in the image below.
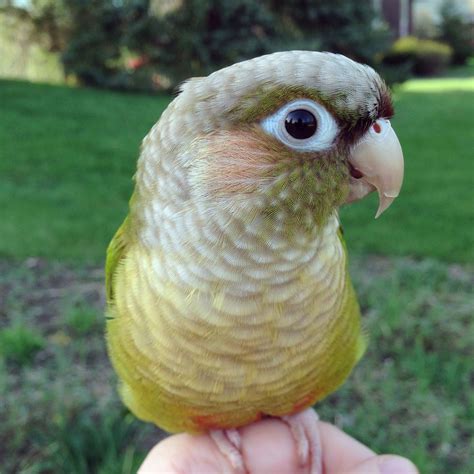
[105,216,130,305]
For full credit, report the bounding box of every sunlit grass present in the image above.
[340,70,474,262]
[1,67,473,473]
[1,68,473,262]
[402,76,474,92]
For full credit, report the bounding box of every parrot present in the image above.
[105,51,404,473]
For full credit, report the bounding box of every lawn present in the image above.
[1,257,472,473]
[341,73,474,262]
[1,70,473,474]
[0,82,170,263]
[1,73,473,263]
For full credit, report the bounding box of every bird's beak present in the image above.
[347,119,404,218]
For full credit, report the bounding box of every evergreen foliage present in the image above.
[61,0,160,89]
[5,0,419,89]
[384,36,453,76]
[437,0,472,65]
[265,0,391,64]
[154,0,279,84]
[61,0,127,88]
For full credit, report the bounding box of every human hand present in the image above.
[138,418,418,473]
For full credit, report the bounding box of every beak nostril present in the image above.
[373,122,382,134]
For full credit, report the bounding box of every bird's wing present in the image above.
[105,215,130,305]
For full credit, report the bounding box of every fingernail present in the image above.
[379,456,418,474]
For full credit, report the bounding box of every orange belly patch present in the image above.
[288,389,324,416]
[191,411,264,431]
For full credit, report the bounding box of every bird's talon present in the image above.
[282,408,322,474]
[210,429,246,474]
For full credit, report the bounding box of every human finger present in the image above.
[319,422,417,474]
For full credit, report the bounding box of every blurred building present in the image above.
[149,0,182,16]
[374,0,474,39]
[374,0,414,37]
[413,0,474,37]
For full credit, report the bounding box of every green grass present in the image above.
[0,257,472,473]
[65,302,101,335]
[340,74,474,262]
[0,81,169,263]
[0,324,45,365]
[1,73,473,263]
[0,260,163,473]
[326,257,474,472]
[0,71,473,473]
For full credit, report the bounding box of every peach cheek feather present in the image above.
[192,129,285,199]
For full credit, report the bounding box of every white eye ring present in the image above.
[260,99,339,152]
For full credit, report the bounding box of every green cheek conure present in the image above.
[105,51,404,473]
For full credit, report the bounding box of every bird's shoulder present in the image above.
[105,215,132,305]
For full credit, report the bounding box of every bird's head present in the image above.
[145,51,404,234]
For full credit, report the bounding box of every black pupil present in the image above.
[284,109,317,139]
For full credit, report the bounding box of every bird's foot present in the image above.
[282,408,322,474]
[210,428,246,474]
[210,408,321,474]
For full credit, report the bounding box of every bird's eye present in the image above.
[285,109,317,139]
[261,99,339,152]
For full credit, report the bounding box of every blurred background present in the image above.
[0,0,473,472]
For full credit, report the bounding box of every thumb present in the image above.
[346,454,418,474]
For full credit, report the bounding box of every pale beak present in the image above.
[347,119,404,218]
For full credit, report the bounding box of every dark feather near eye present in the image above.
[338,117,373,145]
[377,88,394,119]
[338,84,394,145]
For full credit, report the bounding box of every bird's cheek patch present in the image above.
[189,130,286,199]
